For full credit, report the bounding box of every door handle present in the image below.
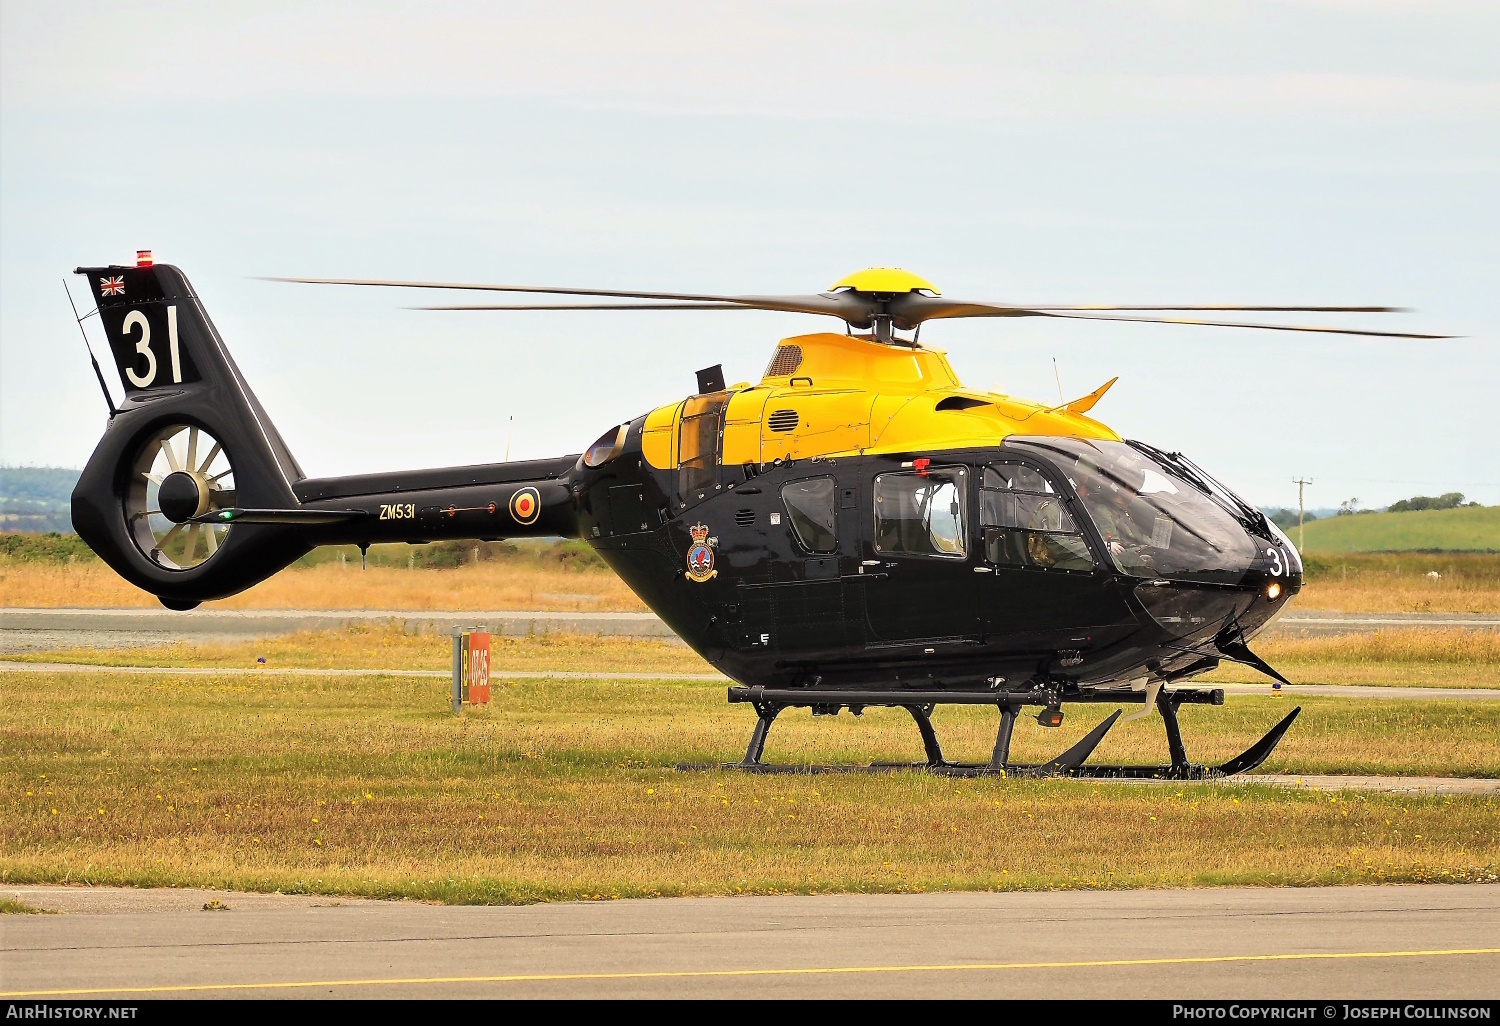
[973,566,994,573]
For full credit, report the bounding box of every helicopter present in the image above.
[66,257,1444,779]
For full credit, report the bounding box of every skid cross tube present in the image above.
[711,685,1295,779]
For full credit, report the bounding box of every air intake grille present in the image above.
[735,509,755,527]
[764,345,804,378]
[767,409,799,433]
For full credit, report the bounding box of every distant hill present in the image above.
[1298,505,1500,554]
[0,466,79,533]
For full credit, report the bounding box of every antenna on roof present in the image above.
[1052,358,1065,406]
[63,278,117,418]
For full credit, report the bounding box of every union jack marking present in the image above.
[99,276,125,297]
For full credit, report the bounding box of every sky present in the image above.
[1,1,1496,510]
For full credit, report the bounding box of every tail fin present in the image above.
[71,262,314,606]
[78,262,304,485]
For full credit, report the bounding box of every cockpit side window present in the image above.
[780,477,837,554]
[873,468,967,558]
[981,464,1096,572]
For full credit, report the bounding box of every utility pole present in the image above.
[1292,477,1313,551]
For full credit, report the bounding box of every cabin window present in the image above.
[678,394,728,499]
[780,477,837,554]
[981,464,1095,572]
[873,469,967,558]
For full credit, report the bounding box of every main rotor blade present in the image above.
[264,275,804,307]
[1018,304,1407,313]
[889,294,1434,333]
[263,276,865,321]
[266,276,1440,335]
[1032,311,1451,339]
[411,302,786,312]
[261,274,738,302]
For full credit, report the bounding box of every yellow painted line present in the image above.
[5,947,1497,997]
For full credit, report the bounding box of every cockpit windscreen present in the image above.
[1010,438,1259,585]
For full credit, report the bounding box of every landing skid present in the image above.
[695,685,1300,781]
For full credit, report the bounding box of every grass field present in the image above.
[9,624,1500,691]
[1296,552,1500,613]
[0,555,648,612]
[6,549,1500,613]
[1300,505,1500,554]
[2,662,1496,902]
[6,533,1500,613]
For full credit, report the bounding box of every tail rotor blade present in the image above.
[161,436,182,473]
[198,441,223,475]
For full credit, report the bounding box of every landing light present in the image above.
[1266,581,1282,601]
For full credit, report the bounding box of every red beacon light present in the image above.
[912,457,930,477]
[136,250,153,267]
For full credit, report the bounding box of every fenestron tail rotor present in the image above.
[125,425,236,571]
[262,267,1450,343]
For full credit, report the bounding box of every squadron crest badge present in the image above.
[685,523,717,582]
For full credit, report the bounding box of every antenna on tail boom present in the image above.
[63,278,117,418]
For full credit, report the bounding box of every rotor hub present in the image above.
[158,471,212,523]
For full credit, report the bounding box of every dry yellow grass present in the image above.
[1,666,1495,903]
[1205,628,1500,689]
[6,550,1500,613]
[1298,581,1500,614]
[9,626,710,674]
[11,625,1497,690]
[1298,553,1500,613]
[0,561,648,611]
[1254,628,1500,665]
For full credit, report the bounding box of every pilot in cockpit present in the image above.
[1075,474,1155,574]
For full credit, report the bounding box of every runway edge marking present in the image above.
[5,947,1498,997]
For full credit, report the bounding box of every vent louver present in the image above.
[767,409,799,433]
[735,509,755,527]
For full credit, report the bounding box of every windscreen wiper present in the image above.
[1127,440,1268,537]
[1172,450,1272,536]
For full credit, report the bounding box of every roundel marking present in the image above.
[509,486,541,526]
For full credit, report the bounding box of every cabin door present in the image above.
[861,465,981,643]
[976,461,1132,651]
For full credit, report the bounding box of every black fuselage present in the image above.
[565,417,1299,698]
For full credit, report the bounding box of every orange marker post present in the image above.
[452,627,491,711]
[466,630,491,705]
